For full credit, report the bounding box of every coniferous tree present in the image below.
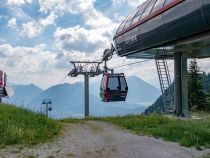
[145,60,210,114]
[188,59,207,111]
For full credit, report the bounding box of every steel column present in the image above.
[42,99,51,117]
[46,103,48,117]
[174,52,183,116]
[174,52,189,117]
[181,54,190,117]
[84,74,89,117]
[69,61,102,118]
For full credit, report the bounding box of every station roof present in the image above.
[115,0,182,39]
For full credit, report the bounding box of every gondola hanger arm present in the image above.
[102,44,115,62]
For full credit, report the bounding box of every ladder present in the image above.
[155,58,174,113]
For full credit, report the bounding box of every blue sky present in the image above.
[0,0,209,89]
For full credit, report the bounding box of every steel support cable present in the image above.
[52,82,84,104]
[54,82,83,100]
[46,75,68,99]
[82,52,117,67]
[110,59,151,69]
[47,57,150,109]
[51,56,149,101]
[52,48,113,99]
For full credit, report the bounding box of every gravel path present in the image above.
[0,121,209,158]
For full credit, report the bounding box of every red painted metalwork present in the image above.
[105,73,109,102]
[4,73,7,86]
[0,70,3,86]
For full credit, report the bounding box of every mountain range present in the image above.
[3,76,161,118]
[4,84,42,106]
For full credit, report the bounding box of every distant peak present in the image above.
[26,84,42,90]
[128,75,143,81]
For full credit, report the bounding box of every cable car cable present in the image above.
[51,82,84,104]
[45,82,83,111]
[53,82,83,102]
[110,59,151,69]
[45,75,68,99]
[99,59,151,102]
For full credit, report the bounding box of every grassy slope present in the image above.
[2,102,210,150]
[62,113,210,149]
[101,115,210,149]
[0,103,61,148]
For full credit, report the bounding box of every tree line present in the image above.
[188,59,210,111]
[144,59,210,114]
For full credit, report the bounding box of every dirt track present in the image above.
[0,121,209,158]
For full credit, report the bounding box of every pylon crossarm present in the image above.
[68,61,103,77]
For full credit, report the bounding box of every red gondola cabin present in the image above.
[100,73,128,102]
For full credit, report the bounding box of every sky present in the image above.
[0,0,209,90]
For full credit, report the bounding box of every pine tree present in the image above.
[188,59,207,111]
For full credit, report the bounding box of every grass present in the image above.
[0,103,61,148]
[2,102,210,150]
[204,154,210,158]
[62,113,210,149]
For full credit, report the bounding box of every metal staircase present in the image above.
[155,58,174,113]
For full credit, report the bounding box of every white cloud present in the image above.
[38,0,94,14]
[38,0,113,29]
[8,6,33,21]
[54,23,118,53]
[113,0,146,6]
[0,44,65,88]
[7,18,17,28]
[128,0,146,6]
[21,21,42,38]
[7,0,32,6]
[21,12,57,38]
[0,44,56,72]
[39,12,57,27]
[85,9,112,28]
[7,0,25,6]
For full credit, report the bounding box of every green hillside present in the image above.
[145,68,210,114]
[0,103,61,148]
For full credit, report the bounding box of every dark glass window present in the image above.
[151,0,165,13]
[120,77,127,91]
[129,9,140,21]
[164,0,175,6]
[108,77,119,91]
[117,21,126,33]
[131,1,150,25]
[124,20,132,29]
[141,0,157,20]
[124,8,140,29]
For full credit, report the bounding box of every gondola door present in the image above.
[100,73,108,101]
